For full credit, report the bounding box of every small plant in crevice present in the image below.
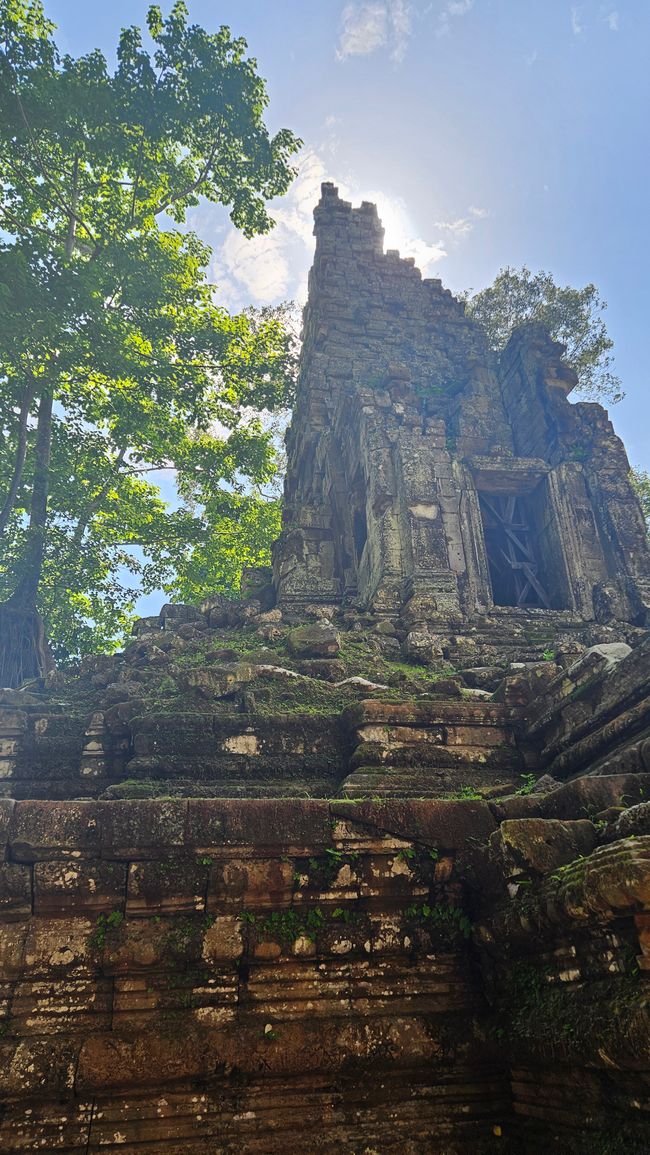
[239,903,365,949]
[301,848,359,888]
[88,909,125,952]
[446,785,482,801]
[157,913,216,962]
[240,907,327,947]
[396,847,416,863]
[515,772,538,796]
[405,902,472,941]
[331,906,361,926]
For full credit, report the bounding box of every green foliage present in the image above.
[240,906,327,946]
[515,772,538,796]
[447,785,482,800]
[465,266,623,402]
[88,909,125,951]
[396,846,416,862]
[630,467,650,537]
[0,1,300,662]
[165,491,283,607]
[304,848,359,888]
[405,902,472,940]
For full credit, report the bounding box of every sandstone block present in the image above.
[10,801,101,861]
[402,630,442,665]
[207,857,294,910]
[23,917,94,975]
[202,916,243,961]
[33,859,127,917]
[287,622,341,658]
[0,863,32,918]
[331,798,496,850]
[491,818,597,879]
[98,799,188,859]
[187,799,332,852]
[612,801,650,840]
[127,859,209,915]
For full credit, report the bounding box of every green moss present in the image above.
[498,962,646,1061]
[247,676,360,716]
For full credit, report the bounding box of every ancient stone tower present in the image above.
[0,186,649,1154]
[274,182,649,634]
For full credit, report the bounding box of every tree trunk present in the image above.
[0,389,54,687]
[0,375,37,537]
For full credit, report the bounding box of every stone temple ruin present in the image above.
[275,183,649,630]
[0,183,650,1153]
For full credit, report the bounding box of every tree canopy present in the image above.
[0,1,300,684]
[465,266,623,403]
[631,469,650,536]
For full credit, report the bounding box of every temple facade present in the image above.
[274,182,650,632]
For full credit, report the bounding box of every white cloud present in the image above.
[388,0,413,62]
[434,216,474,238]
[437,0,474,37]
[336,1,413,63]
[606,9,619,31]
[208,147,481,310]
[571,6,582,35]
[210,151,329,309]
[218,229,292,305]
[337,3,387,59]
[431,205,489,244]
[370,190,447,268]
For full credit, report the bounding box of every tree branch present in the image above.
[8,386,53,609]
[2,49,98,247]
[65,154,79,259]
[153,131,222,217]
[71,445,128,546]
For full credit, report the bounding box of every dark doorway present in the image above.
[478,492,551,609]
[353,504,368,563]
[350,471,368,565]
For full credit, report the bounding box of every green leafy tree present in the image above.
[0,1,300,685]
[631,468,650,537]
[465,266,623,403]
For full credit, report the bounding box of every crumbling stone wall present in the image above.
[1,785,649,1152]
[0,797,509,1153]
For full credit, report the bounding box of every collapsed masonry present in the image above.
[1,185,650,1153]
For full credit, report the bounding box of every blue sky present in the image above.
[48,0,649,467]
[48,0,648,474]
